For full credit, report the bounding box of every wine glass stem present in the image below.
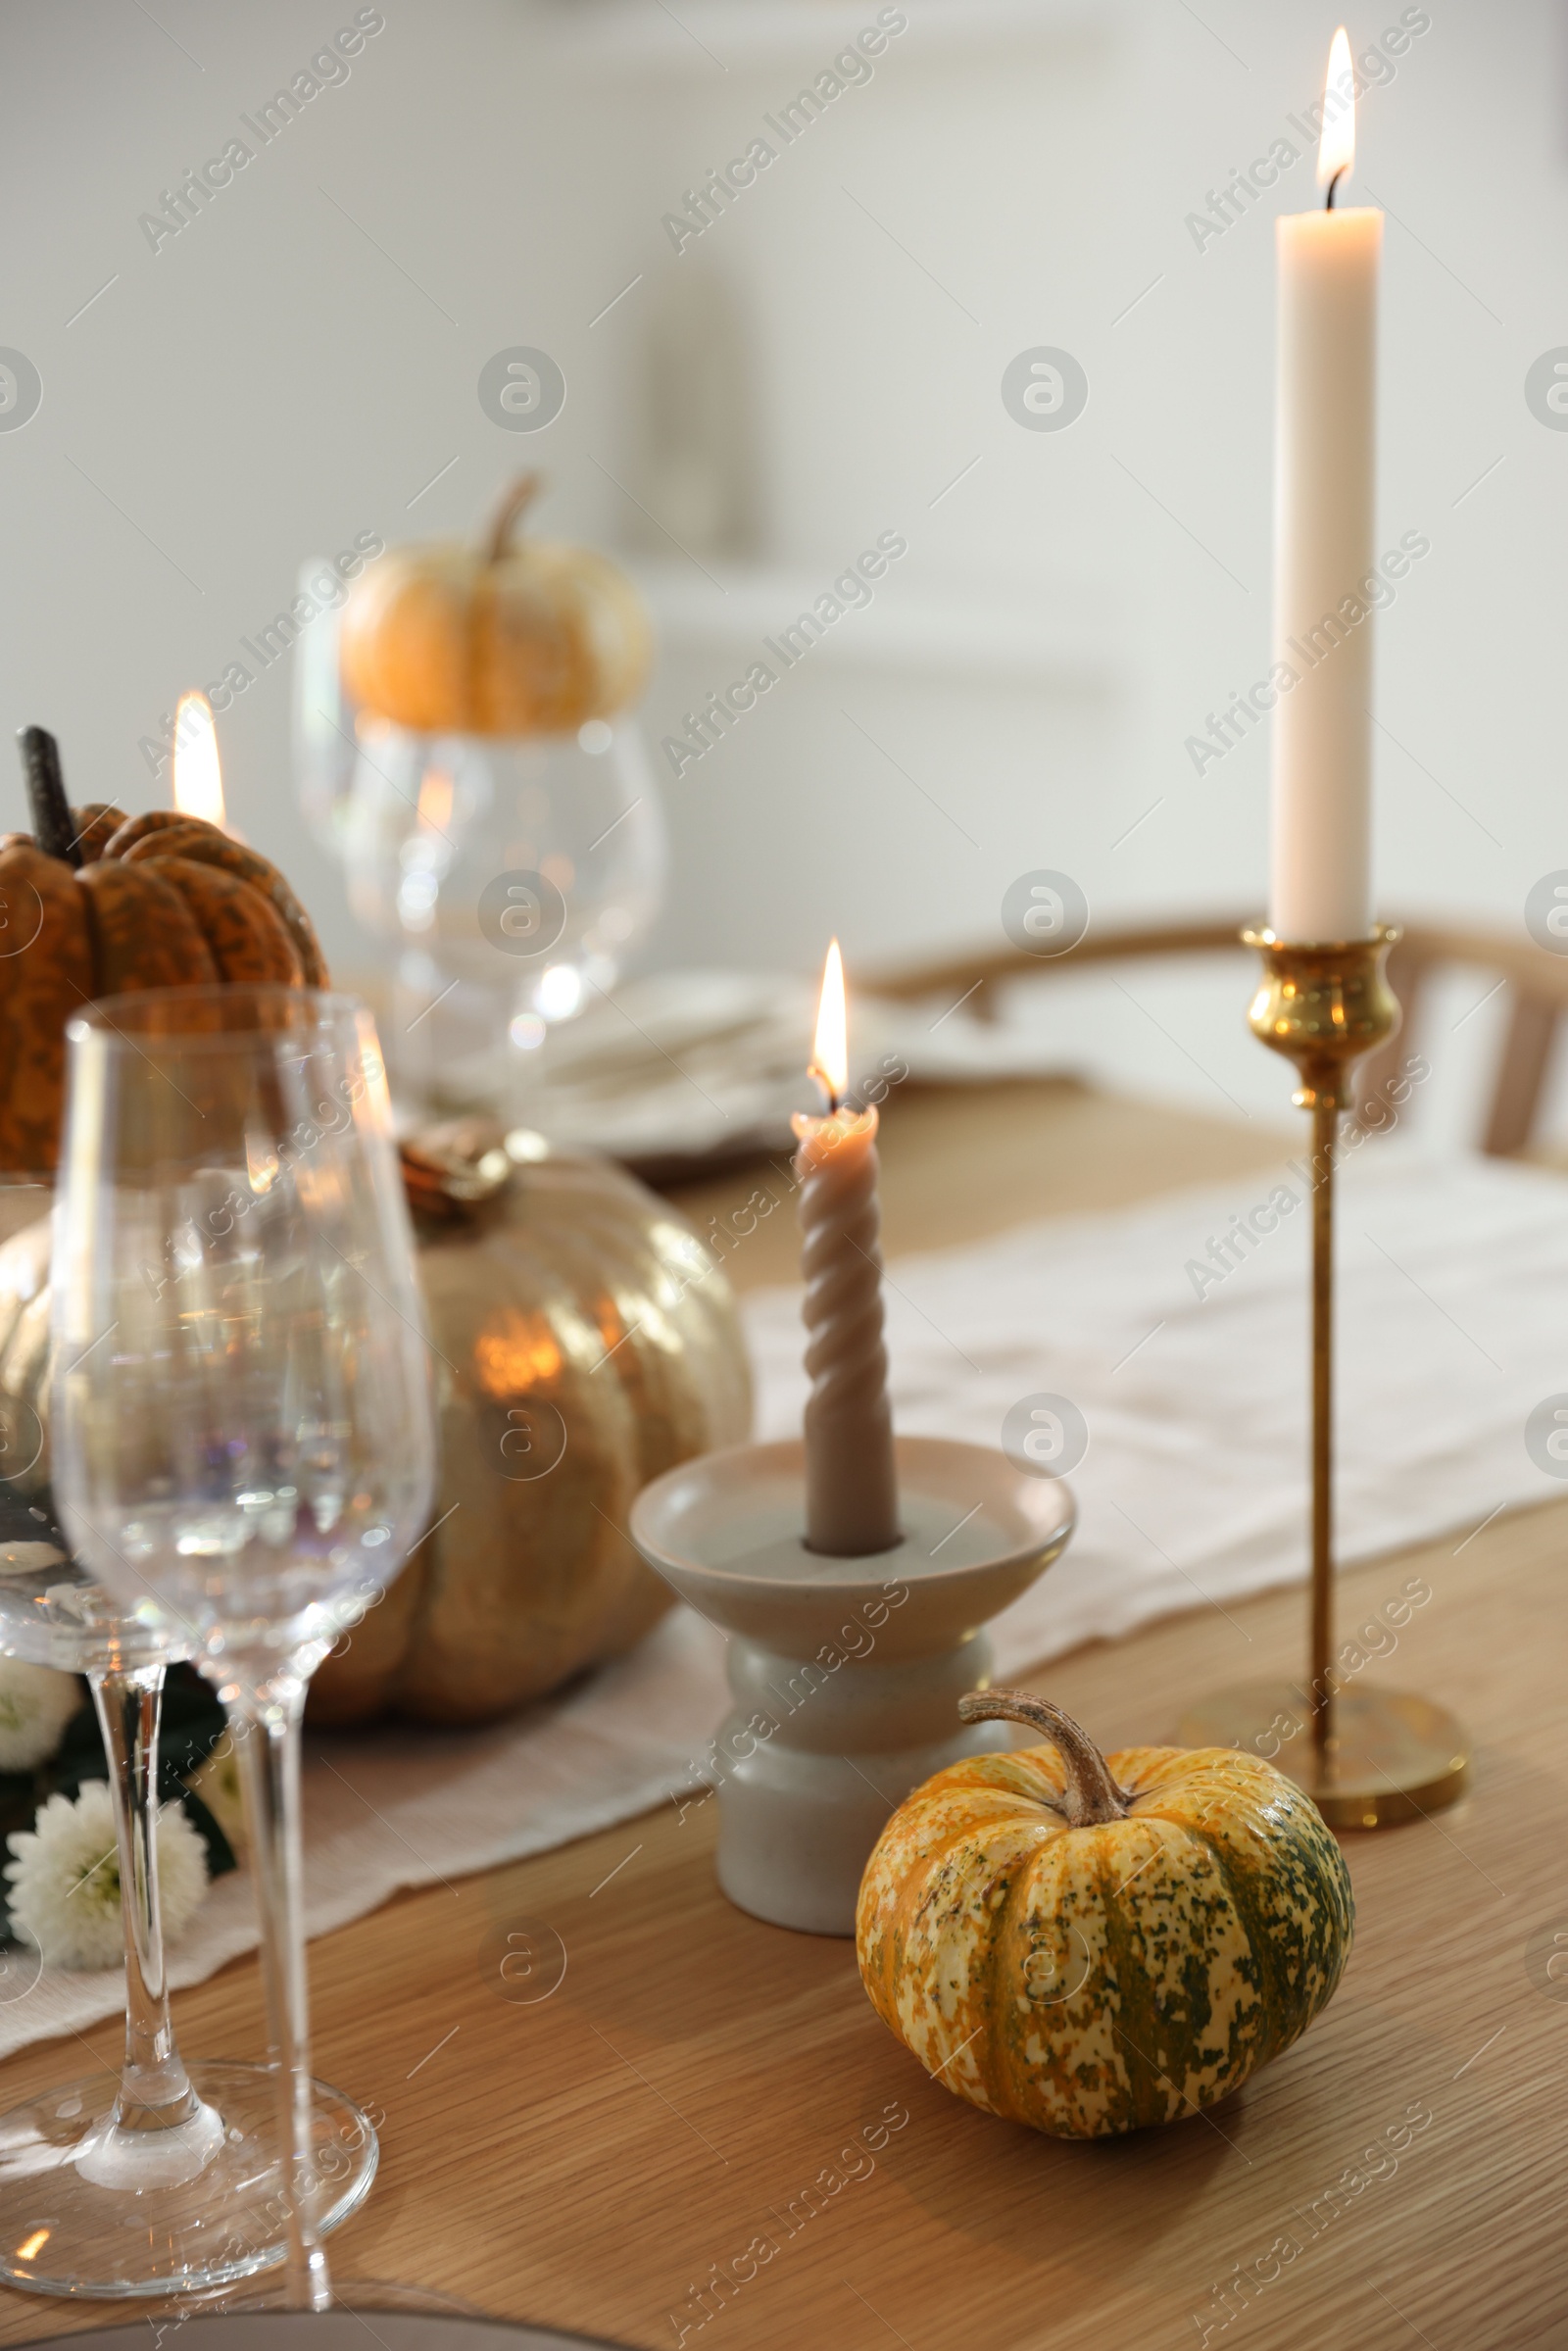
[89,1666,202,2130]
[233,1688,330,2312]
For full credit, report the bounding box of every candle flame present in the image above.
[172,691,226,831]
[809,937,848,1108]
[416,764,454,835]
[1317,26,1354,192]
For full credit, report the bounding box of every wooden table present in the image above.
[0,1081,1559,2349]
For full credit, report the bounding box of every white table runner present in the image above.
[3,1143,1562,2060]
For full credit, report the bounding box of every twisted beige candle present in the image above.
[790,1103,901,1557]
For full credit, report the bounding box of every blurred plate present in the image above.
[16,2318,631,2351]
[523,967,1065,1175]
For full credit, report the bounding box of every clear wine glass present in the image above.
[338,718,666,1117]
[0,1188,380,2300]
[50,987,436,2311]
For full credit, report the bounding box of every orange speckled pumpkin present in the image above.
[0,802,326,1173]
[338,475,652,737]
[857,1689,1354,2139]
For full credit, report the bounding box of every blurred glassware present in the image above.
[292,493,667,1122]
[338,714,665,1117]
[292,562,359,860]
[51,988,435,2310]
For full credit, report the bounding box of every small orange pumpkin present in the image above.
[0,730,327,1172]
[338,475,652,737]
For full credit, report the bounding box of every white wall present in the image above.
[3,0,1562,1134]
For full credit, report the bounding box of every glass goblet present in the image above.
[51,987,435,2312]
[339,718,666,1118]
[0,1193,378,2296]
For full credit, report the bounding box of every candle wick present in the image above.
[807,1060,840,1116]
[1324,165,1346,211]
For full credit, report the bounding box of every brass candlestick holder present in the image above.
[1177,926,1469,1830]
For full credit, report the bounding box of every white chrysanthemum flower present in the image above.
[6,1783,210,1971]
[0,1657,79,1770]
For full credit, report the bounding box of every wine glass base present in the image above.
[0,2061,377,2299]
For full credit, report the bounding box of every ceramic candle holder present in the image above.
[630,1435,1075,1935]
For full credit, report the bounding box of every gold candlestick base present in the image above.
[1177,1684,1469,1832]
[1183,926,1469,1830]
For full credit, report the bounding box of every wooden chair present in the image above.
[871,918,1568,1159]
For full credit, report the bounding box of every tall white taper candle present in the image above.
[1269,30,1383,944]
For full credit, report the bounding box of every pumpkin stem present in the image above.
[16,727,82,868]
[958,1688,1132,1827]
[484,474,543,564]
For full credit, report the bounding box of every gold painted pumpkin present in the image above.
[857,1689,1353,2139]
[338,476,652,737]
[0,1121,751,1725]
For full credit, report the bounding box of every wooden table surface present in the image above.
[0,1080,1559,2350]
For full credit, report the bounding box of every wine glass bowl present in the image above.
[53,988,432,1677]
[339,717,666,1114]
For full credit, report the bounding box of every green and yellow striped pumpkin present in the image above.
[856,1689,1353,2139]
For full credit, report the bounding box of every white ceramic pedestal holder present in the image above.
[630,1435,1075,1935]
